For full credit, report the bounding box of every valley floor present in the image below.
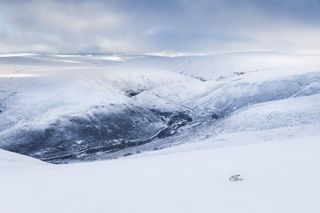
[1,132,320,213]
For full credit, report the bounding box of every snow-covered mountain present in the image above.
[1,52,320,163]
[1,51,320,213]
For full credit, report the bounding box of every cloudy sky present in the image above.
[1,0,320,54]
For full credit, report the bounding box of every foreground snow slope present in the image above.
[1,133,320,213]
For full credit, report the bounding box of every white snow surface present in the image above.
[1,133,320,213]
[1,51,320,212]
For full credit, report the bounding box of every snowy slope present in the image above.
[1,134,320,213]
[0,149,44,172]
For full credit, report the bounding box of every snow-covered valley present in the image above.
[1,52,320,212]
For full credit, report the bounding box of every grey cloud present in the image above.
[0,0,320,53]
